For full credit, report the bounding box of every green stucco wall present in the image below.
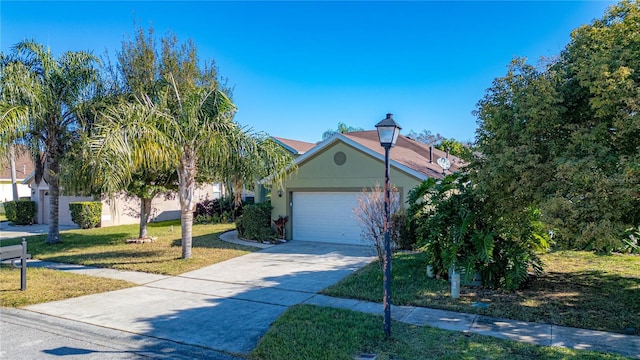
[271,141,423,239]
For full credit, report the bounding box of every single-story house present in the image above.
[23,176,221,227]
[0,147,35,202]
[260,130,466,245]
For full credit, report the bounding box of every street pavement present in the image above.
[1,307,239,359]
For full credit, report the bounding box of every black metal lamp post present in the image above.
[375,113,401,338]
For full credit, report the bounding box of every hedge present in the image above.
[4,200,36,225]
[69,201,102,229]
[235,202,275,241]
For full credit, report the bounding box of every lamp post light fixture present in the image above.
[375,113,401,338]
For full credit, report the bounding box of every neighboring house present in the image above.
[271,137,317,158]
[24,176,221,227]
[262,130,466,245]
[0,148,35,202]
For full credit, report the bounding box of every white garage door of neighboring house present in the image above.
[292,192,365,245]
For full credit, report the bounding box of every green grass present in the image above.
[323,251,640,335]
[0,265,135,307]
[0,221,255,307]
[250,305,626,360]
[0,220,257,275]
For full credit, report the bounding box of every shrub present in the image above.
[273,215,288,239]
[236,202,276,241]
[4,202,15,221]
[69,202,102,229]
[352,183,401,267]
[194,196,243,222]
[391,209,415,250]
[4,200,35,225]
[621,226,640,254]
[194,214,212,224]
[408,174,548,291]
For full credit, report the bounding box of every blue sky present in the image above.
[2,1,615,144]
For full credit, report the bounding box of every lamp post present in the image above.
[375,113,401,338]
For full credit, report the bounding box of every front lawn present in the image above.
[323,251,640,335]
[0,221,257,275]
[250,305,625,360]
[0,266,135,307]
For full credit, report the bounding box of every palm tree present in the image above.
[0,41,99,244]
[91,29,294,258]
[218,129,295,209]
[93,75,294,259]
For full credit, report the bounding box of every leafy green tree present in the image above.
[406,129,472,161]
[322,122,364,139]
[546,0,640,250]
[474,57,562,231]
[127,169,178,239]
[110,26,178,239]
[62,26,179,240]
[91,29,293,259]
[474,1,640,252]
[435,138,473,162]
[0,41,100,244]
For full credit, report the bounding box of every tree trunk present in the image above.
[139,197,153,238]
[9,144,19,201]
[46,157,61,245]
[181,209,193,258]
[178,150,197,259]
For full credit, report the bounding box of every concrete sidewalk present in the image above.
[218,229,274,249]
[27,260,169,285]
[305,294,640,359]
[0,222,78,240]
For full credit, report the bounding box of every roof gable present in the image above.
[343,131,466,178]
[294,131,466,180]
[272,137,316,156]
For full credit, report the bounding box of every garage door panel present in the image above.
[292,192,364,245]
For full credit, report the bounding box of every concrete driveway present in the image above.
[24,241,376,356]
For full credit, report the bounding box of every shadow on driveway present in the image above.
[23,241,376,356]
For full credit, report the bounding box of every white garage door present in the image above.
[292,192,365,245]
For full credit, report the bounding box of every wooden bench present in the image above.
[0,239,30,291]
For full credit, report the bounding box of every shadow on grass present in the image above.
[41,249,178,267]
[524,270,640,333]
[0,232,134,254]
[324,251,640,335]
